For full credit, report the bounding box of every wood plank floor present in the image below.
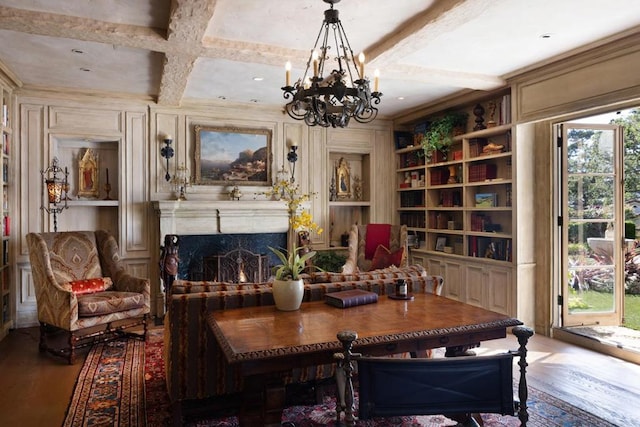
[1,326,639,426]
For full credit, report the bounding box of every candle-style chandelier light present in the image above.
[282,0,382,128]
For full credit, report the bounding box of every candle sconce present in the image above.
[287,144,298,183]
[160,134,174,182]
[41,157,69,232]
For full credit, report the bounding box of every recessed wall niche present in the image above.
[49,135,120,234]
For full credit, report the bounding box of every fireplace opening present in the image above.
[177,233,287,281]
[203,247,270,283]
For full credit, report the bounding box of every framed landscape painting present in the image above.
[194,125,272,185]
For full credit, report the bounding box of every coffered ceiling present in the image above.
[0,0,639,119]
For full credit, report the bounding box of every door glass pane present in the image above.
[567,128,614,174]
[567,176,615,220]
[566,126,617,316]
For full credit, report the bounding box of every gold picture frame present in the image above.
[194,125,272,185]
[336,157,351,199]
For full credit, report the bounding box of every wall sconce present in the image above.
[287,141,298,183]
[41,157,69,232]
[160,134,174,181]
[172,162,192,201]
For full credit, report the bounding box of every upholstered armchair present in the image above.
[342,224,409,273]
[26,230,150,363]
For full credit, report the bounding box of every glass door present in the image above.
[561,123,624,327]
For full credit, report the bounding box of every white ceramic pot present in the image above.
[272,279,304,311]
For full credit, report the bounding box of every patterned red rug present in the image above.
[64,329,620,426]
[63,338,146,427]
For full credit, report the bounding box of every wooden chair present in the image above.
[26,230,150,363]
[334,326,534,426]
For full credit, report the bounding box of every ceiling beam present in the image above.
[158,0,217,105]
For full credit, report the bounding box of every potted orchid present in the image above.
[260,176,323,310]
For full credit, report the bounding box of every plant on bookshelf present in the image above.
[420,112,468,161]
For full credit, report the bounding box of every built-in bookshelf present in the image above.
[395,91,520,315]
[424,124,513,261]
[0,85,12,340]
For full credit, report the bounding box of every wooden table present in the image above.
[208,293,522,425]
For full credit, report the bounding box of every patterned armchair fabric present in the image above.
[342,224,409,273]
[26,230,150,363]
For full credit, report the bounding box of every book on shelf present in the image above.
[468,163,497,182]
[2,215,9,237]
[2,132,8,155]
[325,289,379,308]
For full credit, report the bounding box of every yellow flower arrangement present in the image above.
[291,209,323,236]
[259,176,322,237]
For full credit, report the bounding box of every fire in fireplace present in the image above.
[176,233,287,282]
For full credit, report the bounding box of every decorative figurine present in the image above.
[352,175,362,201]
[473,103,486,131]
[329,174,337,201]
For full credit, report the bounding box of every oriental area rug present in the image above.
[65,329,618,426]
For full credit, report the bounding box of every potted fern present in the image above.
[421,112,468,161]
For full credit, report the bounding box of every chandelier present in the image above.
[282,0,382,128]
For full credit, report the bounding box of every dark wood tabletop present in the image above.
[208,293,522,367]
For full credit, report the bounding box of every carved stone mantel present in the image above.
[153,200,290,237]
[152,200,290,317]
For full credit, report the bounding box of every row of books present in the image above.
[468,163,497,182]
[400,192,424,208]
[2,294,8,324]
[1,240,7,266]
[1,104,8,127]
[2,215,9,237]
[400,212,425,228]
[2,132,9,156]
[2,158,7,183]
[440,189,461,207]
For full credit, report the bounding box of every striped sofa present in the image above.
[164,264,442,422]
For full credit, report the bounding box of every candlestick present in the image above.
[312,50,319,77]
[358,52,365,79]
[106,168,109,185]
[374,69,380,92]
[285,61,291,86]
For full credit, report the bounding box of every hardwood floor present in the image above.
[1,326,639,426]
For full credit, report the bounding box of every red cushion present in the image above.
[68,277,113,295]
[365,224,392,259]
[370,245,404,270]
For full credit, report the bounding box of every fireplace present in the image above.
[153,200,291,314]
[177,233,287,281]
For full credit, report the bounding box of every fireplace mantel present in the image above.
[153,200,290,236]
